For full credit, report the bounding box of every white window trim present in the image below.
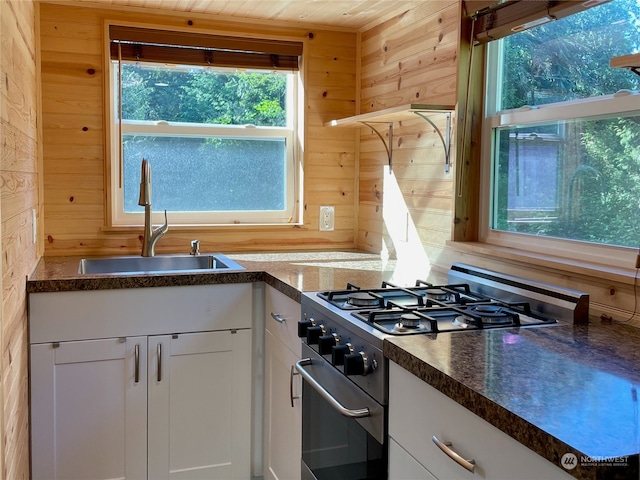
[107,58,301,228]
[479,42,640,271]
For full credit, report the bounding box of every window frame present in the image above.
[479,40,640,270]
[104,23,303,228]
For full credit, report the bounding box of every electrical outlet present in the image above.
[319,206,335,231]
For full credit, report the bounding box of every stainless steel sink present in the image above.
[78,254,244,275]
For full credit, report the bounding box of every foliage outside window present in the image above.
[483,0,640,266]
[109,30,300,227]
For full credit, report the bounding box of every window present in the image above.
[481,0,640,266]
[108,26,303,226]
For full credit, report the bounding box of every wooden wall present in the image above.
[357,1,460,273]
[0,0,39,478]
[356,0,640,326]
[40,2,358,256]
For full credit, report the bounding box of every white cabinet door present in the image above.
[389,437,438,480]
[30,337,147,480]
[148,329,253,480]
[264,330,302,480]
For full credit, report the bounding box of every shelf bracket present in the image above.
[413,111,452,173]
[361,121,394,173]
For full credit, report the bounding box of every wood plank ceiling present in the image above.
[56,0,431,30]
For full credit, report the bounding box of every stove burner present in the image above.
[470,305,514,324]
[478,315,513,325]
[474,305,502,314]
[347,292,381,307]
[399,313,421,328]
[454,304,516,327]
[424,288,450,301]
[393,322,431,333]
[452,316,473,328]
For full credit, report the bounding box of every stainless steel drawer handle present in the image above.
[271,312,286,323]
[295,358,369,418]
[134,344,140,384]
[157,343,162,382]
[289,365,300,407]
[432,435,476,473]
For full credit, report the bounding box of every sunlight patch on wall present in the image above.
[382,166,431,284]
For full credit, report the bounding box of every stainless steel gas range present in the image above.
[295,263,589,480]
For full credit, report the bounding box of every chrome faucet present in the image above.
[190,239,200,256]
[138,158,168,257]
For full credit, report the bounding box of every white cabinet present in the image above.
[147,330,252,479]
[389,361,575,480]
[388,438,437,480]
[31,337,148,480]
[263,285,302,480]
[29,283,253,480]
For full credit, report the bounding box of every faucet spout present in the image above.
[139,158,151,207]
[139,158,168,256]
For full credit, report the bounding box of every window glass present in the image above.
[486,0,640,254]
[121,63,288,126]
[123,136,286,212]
[497,0,640,111]
[492,114,640,247]
[111,60,298,225]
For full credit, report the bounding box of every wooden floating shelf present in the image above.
[610,53,640,69]
[325,103,456,173]
[610,53,640,77]
[325,103,455,128]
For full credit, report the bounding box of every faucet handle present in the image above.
[190,239,200,256]
[153,210,169,236]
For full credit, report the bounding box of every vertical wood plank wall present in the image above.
[0,0,39,478]
[357,1,460,275]
[357,0,640,323]
[39,3,358,256]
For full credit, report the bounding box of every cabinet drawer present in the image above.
[389,437,437,480]
[265,285,301,355]
[389,362,573,480]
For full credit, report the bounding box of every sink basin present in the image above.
[78,254,244,275]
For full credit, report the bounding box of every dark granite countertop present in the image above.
[27,252,640,480]
[385,322,640,480]
[27,251,438,297]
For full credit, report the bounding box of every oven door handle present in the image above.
[295,358,370,418]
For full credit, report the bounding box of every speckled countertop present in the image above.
[27,252,640,480]
[385,323,640,480]
[26,251,436,296]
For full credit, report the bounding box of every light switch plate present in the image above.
[319,206,335,231]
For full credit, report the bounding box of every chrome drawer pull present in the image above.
[134,344,140,384]
[295,358,369,418]
[271,312,286,323]
[289,365,300,407]
[432,435,476,473]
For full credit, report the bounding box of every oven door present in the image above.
[296,344,387,480]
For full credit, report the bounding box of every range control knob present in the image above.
[306,325,326,345]
[318,333,340,355]
[344,351,369,376]
[331,343,353,365]
[298,317,316,338]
